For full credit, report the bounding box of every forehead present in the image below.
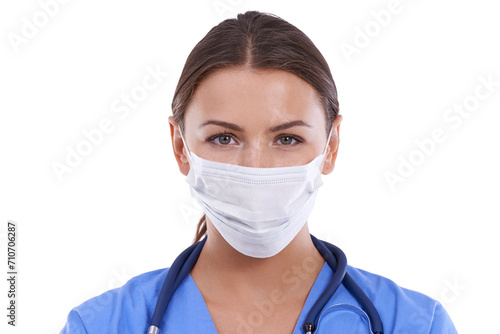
[185,67,325,128]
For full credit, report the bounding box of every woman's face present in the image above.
[169,66,342,175]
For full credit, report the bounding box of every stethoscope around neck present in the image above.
[147,234,384,334]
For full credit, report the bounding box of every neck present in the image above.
[191,217,325,296]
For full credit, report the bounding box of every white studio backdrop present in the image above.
[0,0,498,333]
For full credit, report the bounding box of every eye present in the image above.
[206,131,236,145]
[206,132,304,146]
[276,134,303,146]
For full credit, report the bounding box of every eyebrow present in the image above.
[198,120,312,133]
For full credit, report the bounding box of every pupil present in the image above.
[219,135,230,144]
[281,136,291,144]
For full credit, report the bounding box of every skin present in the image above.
[168,66,342,333]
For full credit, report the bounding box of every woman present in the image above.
[60,10,457,334]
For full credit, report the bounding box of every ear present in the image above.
[168,116,190,176]
[322,114,343,175]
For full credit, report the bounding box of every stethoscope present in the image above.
[147,234,384,334]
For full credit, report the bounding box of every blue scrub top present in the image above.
[60,262,457,333]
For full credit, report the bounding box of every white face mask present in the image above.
[179,126,332,258]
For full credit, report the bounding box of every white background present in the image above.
[1,0,499,333]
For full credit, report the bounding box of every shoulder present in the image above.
[347,265,434,306]
[59,267,170,334]
[345,265,457,334]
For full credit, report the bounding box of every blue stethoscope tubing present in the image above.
[148,235,383,334]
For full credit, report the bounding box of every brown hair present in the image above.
[171,11,339,244]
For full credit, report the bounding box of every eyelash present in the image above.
[205,131,304,146]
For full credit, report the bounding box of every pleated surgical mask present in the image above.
[179,126,332,258]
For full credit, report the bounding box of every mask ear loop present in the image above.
[178,126,193,164]
[318,127,336,167]
[323,128,333,156]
